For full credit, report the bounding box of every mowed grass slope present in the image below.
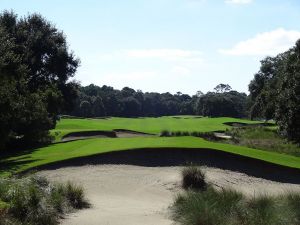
[2,136,300,177]
[2,116,295,177]
[52,116,260,141]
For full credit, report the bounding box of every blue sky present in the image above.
[1,0,300,95]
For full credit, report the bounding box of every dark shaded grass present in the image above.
[0,176,89,225]
[171,166,300,225]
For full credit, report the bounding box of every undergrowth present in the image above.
[172,166,300,225]
[225,127,300,157]
[0,176,89,225]
[160,130,221,141]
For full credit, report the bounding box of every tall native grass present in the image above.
[225,127,300,157]
[160,130,220,141]
[171,166,300,225]
[0,176,89,225]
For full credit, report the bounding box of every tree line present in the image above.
[0,10,299,150]
[67,83,248,118]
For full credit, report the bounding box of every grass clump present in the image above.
[160,130,171,137]
[182,166,207,191]
[160,130,221,141]
[172,166,300,225]
[0,176,89,225]
[172,187,244,225]
[65,181,88,209]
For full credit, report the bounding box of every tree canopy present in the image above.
[248,39,300,143]
[0,11,79,150]
[68,83,247,119]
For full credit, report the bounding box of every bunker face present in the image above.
[37,148,300,184]
[61,130,155,141]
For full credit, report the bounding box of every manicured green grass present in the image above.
[1,116,294,177]
[52,116,260,141]
[1,136,300,177]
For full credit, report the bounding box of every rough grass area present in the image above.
[52,116,259,141]
[0,176,89,225]
[160,130,220,141]
[225,127,300,157]
[172,167,300,225]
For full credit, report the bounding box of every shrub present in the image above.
[65,182,88,209]
[173,166,300,225]
[0,176,89,225]
[225,127,300,157]
[172,186,300,225]
[160,130,171,137]
[243,196,279,225]
[50,184,66,213]
[286,193,300,222]
[159,130,222,141]
[172,187,244,225]
[182,166,207,191]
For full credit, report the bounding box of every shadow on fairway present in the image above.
[0,143,51,176]
[223,122,276,127]
[32,148,300,184]
[0,156,39,176]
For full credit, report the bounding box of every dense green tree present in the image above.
[121,97,141,117]
[275,40,300,142]
[0,11,79,150]
[214,83,232,93]
[91,96,106,117]
[248,39,300,143]
[248,54,287,120]
[69,83,247,119]
[195,91,247,118]
[80,101,92,117]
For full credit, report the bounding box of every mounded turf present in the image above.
[52,116,262,141]
[2,116,296,178]
[2,136,300,177]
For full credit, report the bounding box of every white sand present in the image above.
[38,165,300,225]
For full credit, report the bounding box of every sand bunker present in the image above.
[35,147,300,225]
[61,130,154,141]
[38,165,300,225]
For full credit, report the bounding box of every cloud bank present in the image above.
[219,28,300,56]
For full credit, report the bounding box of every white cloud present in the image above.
[225,0,252,4]
[219,28,300,56]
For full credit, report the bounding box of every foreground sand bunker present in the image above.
[39,165,300,225]
[35,146,300,225]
